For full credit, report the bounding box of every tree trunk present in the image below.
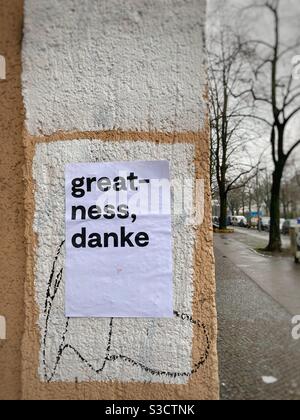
[266,166,283,252]
[219,191,228,230]
[257,206,261,231]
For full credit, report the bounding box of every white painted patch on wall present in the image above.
[0,315,6,340]
[22,0,206,135]
[33,140,196,383]
[0,55,5,80]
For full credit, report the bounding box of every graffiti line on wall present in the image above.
[42,241,211,383]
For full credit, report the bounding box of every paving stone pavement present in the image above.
[215,245,300,400]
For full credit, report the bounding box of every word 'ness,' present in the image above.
[71,172,150,198]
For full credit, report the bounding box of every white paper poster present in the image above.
[65,160,173,317]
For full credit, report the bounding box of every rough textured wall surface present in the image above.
[33,141,196,384]
[21,0,219,399]
[22,0,206,134]
[0,0,25,400]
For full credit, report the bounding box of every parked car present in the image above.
[260,217,270,231]
[238,218,248,228]
[212,216,219,228]
[248,216,258,228]
[282,219,298,235]
[232,216,247,227]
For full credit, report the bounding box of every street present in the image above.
[233,226,290,249]
[215,230,300,400]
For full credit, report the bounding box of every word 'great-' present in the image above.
[71,172,150,198]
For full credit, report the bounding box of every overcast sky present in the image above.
[206,0,300,170]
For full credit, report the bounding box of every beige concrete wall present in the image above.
[21,130,218,400]
[0,0,25,401]
[0,0,219,400]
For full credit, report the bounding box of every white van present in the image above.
[232,216,247,227]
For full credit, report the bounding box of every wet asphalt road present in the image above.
[215,235,300,400]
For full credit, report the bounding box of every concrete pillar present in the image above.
[0,0,25,400]
[1,0,218,399]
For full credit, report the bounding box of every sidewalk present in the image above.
[215,243,300,400]
[214,234,300,315]
[234,226,290,249]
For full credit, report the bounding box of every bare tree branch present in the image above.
[286,139,300,160]
[226,168,257,194]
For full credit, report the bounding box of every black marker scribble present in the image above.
[42,240,211,382]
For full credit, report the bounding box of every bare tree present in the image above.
[290,157,300,188]
[228,189,242,216]
[208,23,259,229]
[281,159,300,218]
[261,169,272,216]
[250,168,272,219]
[241,184,248,216]
[253,171,267,230]
[239,0,300,250]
